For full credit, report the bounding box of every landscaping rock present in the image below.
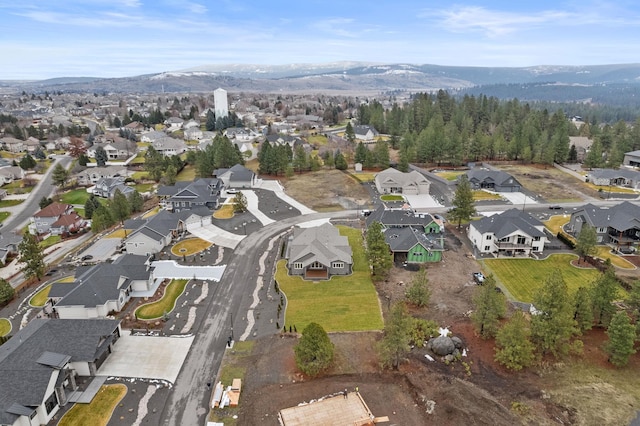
[430,336,455,356]
[451,336,464,349]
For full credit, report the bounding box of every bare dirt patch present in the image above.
[496,164,598,202]
[280,169,371,211]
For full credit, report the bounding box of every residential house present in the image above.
[568,202,640,252]
[465,170,522,192]
[152,137,187,157]
[1,137,26,153]
[623,150,640,168]
[365,205,445,263]
[24,137,41,153]
[586,168,640,189]
[53,254,154,319]
[157,178,221,212]
[164,117,184,130]
[30,203,76,235]
[140,130,167,143]
[123,121,145,133]
[225,127,258,142]
[49,211,85,236]
[468,209,548,256]
[75,165,128,186]
[183,127,203,141]
[374,168,431,195]
[213,164,258,189]
[0,166,25,184]
[286,223,352,280]
[92,176,134,199]
[0,232,21,266]
[353,125,379,142]
[569,136,592,162]
[265,134,305,149]
[0,318,121,426]
[124,210,186,256]
[87,140,137,160]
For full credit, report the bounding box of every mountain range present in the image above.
[2,62,640,99]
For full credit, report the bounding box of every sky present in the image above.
[1,0,639,80]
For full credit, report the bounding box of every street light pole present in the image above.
[230,312,234,341]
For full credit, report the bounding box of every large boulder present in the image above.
[430,335,456,356]
[451,336,464,349]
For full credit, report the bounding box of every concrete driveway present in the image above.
[187,223,245,249]
[151,260,226,281]
[98,334,194,384]
[78,237,121,262]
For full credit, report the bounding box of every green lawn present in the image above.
[0,212,10,222]
[131,171,150,180]
[2,181,35,194]
[59,384,127,426]
[0,199,23,208]
[435,171,465,181]
[135,279,188,320]
[59,188,92,205]
[380,194,404,201]
[0,318,11,336]
[30,277,75,307]
[306,134,328,146]
[276,226,383,332]
[39,235,61,249]
[544,214,570,234]
[483,254,602,303]
[472,190,503,201]
[133,183,155,193]
[176,164,196,182]
[593,246,635,269]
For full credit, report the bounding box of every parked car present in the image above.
[226,188,238,194]
[472,272,485,284]
[80,254,93,261]
[548,205,562,210]
[45,268,58,276]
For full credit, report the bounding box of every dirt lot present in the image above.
[280,169,372,211]
[496,164,600,202]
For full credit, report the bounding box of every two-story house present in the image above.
[156,178,221,212]
[30,203,77,235]
[568,202,640,253]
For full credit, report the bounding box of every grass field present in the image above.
[142,207,160,218]
[176,164,196,181]
[585,182,637,194]
[593,246,635,269]
[276,226,383,332]
[39,235,61,249]
[348,171,376,183]
[306,134,328,146]
[0,199,23,208]
[59,384,127,426]
[131,171,150,180]
[171,238,212,256]
[213,204,234,219]
[0,318,11,336]
[473,190,503,201]
[59,188,91,205]
[30,277,75,307]
[2,181,35,194]
[435,170,465,181]
[135,279,188,320]
[133,183,155,193]
[380,194,404,201]
[544,214,570,234]
[483,254,601,303]
[106,229,128,238]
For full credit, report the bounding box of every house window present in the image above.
[484,246,491,251]
[331,262,344,268]
[485,235,492,240]
[517,236,526,244]
[44,391,58,414]
[533,236,540,241]
[597,227,607,233]
[293,262,303,269]
[309,261,324,269]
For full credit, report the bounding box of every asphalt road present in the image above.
[160,210,356,426]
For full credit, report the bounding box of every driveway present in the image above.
[98,334,194,384]
[404,194,443,210]
[500,192,539,205]
[77,237,121,262]
[152,260,226,281]
[187,223,245,249]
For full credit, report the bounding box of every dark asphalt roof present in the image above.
[574,201,640,232]
[471,209,545,239]
[383,226,445,252]
[365,205,436,229]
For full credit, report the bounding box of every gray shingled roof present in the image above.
[576,201,640,232]
[0,318,119,424]
[383,226,444,252]
[365,205,436,229]
[587,168,640,181]
[465,170,520,187]
[472,209,545,239]
[57,254,150,308]
[288,223,352,268]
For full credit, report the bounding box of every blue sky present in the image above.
[1,0,639,80]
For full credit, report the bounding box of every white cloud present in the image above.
[311,18,357,38]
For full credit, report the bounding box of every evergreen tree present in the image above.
[0,279,14,305]
[294,322,334,377]
[471,275,506,338]
[83,195,102,219]
[144,146,164,182]
[405,267,431,307]
[494,311,536,370]
[605,311,636,367]
[51,163,69,188]
[584,138,604,169]
[451,174,475,228]
[573,286,594,333]
[109,189,131,226]
[292,145,308,173]
[334,150,348,170]
[366,221,392,279]
[162,165,177,186]
[345,122,356,143]
[19,154,36,170]
[127,191,144,213]
[531,269,578,357]
[354,142,368,164]
[39,197,53,210]
[78,154,89,166]
[91,205,115,232]
[575,225,597,262]
[18,233,45,281]
[373,139,390,168]
[591,269,618,327]
[378,302,412,369]
[94,146,108,167]
[233,191,248,213]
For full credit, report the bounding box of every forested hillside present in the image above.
[357,91,640,168]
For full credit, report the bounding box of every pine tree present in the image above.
[605,311,636,367]
[471,275,506,338]
[573,286,594,333]
[127,191,144,213]
[378,302,412,369]
[373,139,390,168]
[95,146,108,167]
[19,154,36,170]
[18,233,45,281]
[531,269,578,357]
[345,122,355,143]
[0,279,15,305]
[51,164,69,188]
[494,311,536,370]
[334,150,348,170]
[354,142,368,164]
[366,221,392,279]
[233,191,248,213]
[451,174,475,228]
[110,189,131,226]
[405,267,431,307]
[83,195,102,219]
[575,225,597,262]
[591,269,618,328]
[294,322,334,376]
